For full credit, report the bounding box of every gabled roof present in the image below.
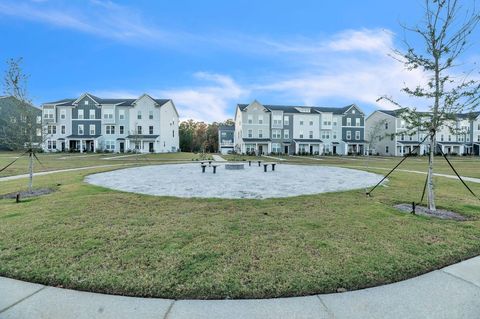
[374,108,480,120]
[237,102,358,115]
[218,124,235,130]
[43,94,171,108]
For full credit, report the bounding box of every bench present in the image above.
[263,162,277,172]
[200,160,213,166]
[201,164,219,173]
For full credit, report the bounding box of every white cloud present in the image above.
[158,72,249,122]
[0,0,172,44]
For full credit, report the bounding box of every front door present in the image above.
[284,145,289,154]
[333,146,337,155]
[149,142,154,153]
[120,142,125,153]
[309,145,313,155]
[61,142,65,152]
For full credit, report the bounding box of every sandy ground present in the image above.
[85,163,385,199]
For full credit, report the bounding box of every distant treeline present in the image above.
[179,119,234,153]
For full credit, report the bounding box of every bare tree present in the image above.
[379,0,480,211]
[1,57,43,192]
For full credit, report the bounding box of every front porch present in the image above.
[293,140,323,155]
[342,140,366,155]
[126,135,160,153]
[66,135,101,153]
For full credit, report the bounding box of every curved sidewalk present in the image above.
[0,257,479,319]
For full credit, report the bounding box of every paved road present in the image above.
[212,154,227,161]
[0,256,479,318]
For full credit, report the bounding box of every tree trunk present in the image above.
[427,134,436,211]
[28,151,33,193]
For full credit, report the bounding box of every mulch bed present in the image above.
[394,203,467,221]
[0,188,56,200]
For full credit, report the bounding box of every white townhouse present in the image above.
[234,100,366,155]
[41,93,179,153]
[366,109,480,156]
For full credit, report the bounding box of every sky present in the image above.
[0,0,478,122]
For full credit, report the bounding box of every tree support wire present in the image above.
[437,146,480,201]
[0,150,29,173]
[366,134,430,197]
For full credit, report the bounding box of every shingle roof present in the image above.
[238,103,355,114]
[218,124,235,130]
[377,109,480,119]
[43,95,170,107]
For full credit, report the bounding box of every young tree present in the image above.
[379,0,480,211]
[1,57,43,192]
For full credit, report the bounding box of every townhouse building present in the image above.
[234,100,366,155]
[365,109,480,156]
[41,93,179,153]
[218,124,235,154]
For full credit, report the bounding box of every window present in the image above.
[309,120,313,126]
[300,120,304,125]
[333,133,337,139]
[106,125,115,134]
[284,130,290,139]
[258,115,263,124]
[391,134,394,141]
[273,115,282,126]
[84,100,89,105]
[246,144,255,153]
[346,118,351,126]
[441,135,444,141]
[272,143,281,153]
[149,126,154,134]
[78,124,84,135]
[137,126,142,134]
[346,130,352,140]
[258,129,263,138]
[356,118,360,127]
[44,109,54,119]
[284,116,289,125]
[61,125,65,134]
[385,122,389,130]
[78,110,84,119]
[60,110,66,120]
[47,140,57,150]
[409,135,413,141]
[272,129,281,139]
[105,140,115,151]
[333,120,337,126]
[36,128,42,136]
[119,125,124,134]
[173,130,175,137]
[89,125,95,135]
[119,110,125,120]
[36,116,42,124]
[352,109,356,114]
[401,120,406,129]
[299,131,304,138]
[149,111,154,120]
[355,131,360,140]
[137,111,142,120]
[478,135,480,142]
[385,146,389,153]
[309,131,313,139]
[47,125,56,134]
[448,135,451,142]
[248,129,253,138]
[248,115,253,124]
[401,134,405,141]
[103,111,114,120]
[89,109,96,119]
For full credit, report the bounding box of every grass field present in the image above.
[0,151,479,299]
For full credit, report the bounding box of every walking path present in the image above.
[0,256,479,318]
[290,155,323,161]
[262,155,286,161]
[0,164,131,182]
[346,165,480,184]
[212,154,227,162]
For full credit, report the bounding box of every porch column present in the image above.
[93,140,97,152]
[80,140,83,153]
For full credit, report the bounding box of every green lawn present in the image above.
[0,153,479,299]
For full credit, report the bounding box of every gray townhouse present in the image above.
[41,93,179,153]
[366,109,480,156]
[234,100,366,155]
[218,124,235,154]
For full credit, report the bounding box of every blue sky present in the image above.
[0,0,478,121]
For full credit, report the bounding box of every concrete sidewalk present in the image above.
[1,256,479,319]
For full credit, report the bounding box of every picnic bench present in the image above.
[262,162,277,172]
